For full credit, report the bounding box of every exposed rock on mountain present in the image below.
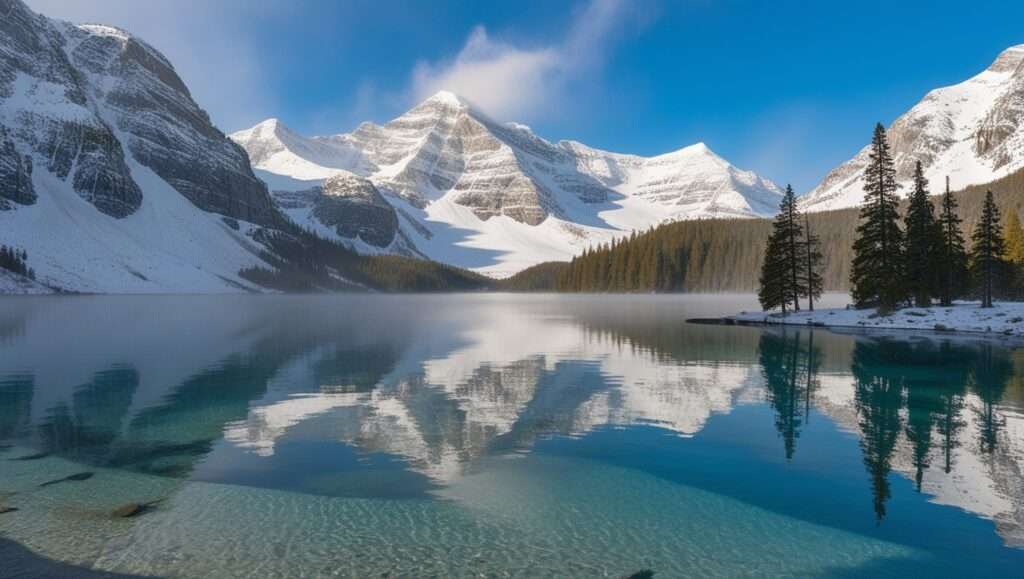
[233,91,782,276]
[60,22,279,225]
[0,0,283,292]
[804,45,1024,210]
[313,175,398,248]
[0,0,142,218]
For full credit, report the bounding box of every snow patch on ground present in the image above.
[0,160,267,294]
[0,270,53,294]
[731,301,1024,339]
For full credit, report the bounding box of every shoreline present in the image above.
[690,301,1024,344]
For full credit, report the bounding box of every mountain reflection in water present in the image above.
[1,294,1024,576]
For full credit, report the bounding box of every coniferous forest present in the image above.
[0,245,34,281]
[508,124,1024,303]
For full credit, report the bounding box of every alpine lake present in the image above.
[1,293,1023,577]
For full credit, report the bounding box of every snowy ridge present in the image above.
[804,44,1024,211]
[232,91,783,277]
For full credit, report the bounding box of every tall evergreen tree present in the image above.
[903,161,940,307]
[802,214,824,311]
[969,191,1006,308]
[1005,208,1024,264]
[759,225,789,312]
[851,123,905,311]
[1004,207,1024,298]
[936,177,969,306]
[758,186,805,313]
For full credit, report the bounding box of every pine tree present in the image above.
[1004,207,1024,298]
[969,191,1006,308]
[851,123,905,311]
[759,228,789,312]
[782,186,806,310]
[903,161,940,307]
[802,214,824,311]
[759,186,805,313]
[1006,208,1024,264]
[936,177,969,306]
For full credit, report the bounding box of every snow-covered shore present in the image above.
[0,270,53,295]
[728,300,1024,339]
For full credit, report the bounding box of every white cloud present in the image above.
[411,0,641,121]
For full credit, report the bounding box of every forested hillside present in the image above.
[508,173,1024,293]
[240,229,492,293]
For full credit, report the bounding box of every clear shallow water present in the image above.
[0,293,1023,577]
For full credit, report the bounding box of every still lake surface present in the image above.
[1,293,1023,577]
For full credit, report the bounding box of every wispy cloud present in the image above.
[411,0,646,121]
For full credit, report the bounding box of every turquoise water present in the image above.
[1,294,1023,577]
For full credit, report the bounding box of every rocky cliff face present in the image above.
[0,0,278,225]
[0,0,141,217]
[339,93,568,225]
[0,0,289,292]
[313,175,398,248]
[804,45,1024,211]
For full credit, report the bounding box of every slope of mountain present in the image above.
[0,0,281,292]
[804,44,1024,211]
[232,92,783,277]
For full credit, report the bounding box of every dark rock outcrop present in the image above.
[313,175,398,247]
[0,125,35,208]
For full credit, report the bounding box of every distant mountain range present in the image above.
[230,91,783,277]
[3,0,1024,291]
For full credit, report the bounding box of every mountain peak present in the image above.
[804,43,1024,211]
[655,141,721,163]
[234,118,296,141]
[988,44,1024,74]
[254,117,281,129]
[423,90,468,107]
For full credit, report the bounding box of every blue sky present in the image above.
[26,0,1024,191]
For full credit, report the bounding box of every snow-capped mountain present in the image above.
[232,92,782,277]
[0,0,283,293]
[804,44,1024,211]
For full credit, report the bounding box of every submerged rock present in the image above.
[9,452,49,461]
[112,499,161,518]
[38,472,95,487]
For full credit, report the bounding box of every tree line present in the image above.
[507,161,1024,294]
[0,244,35,280]
[240,227,490,293]
[759,123,1023,312]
